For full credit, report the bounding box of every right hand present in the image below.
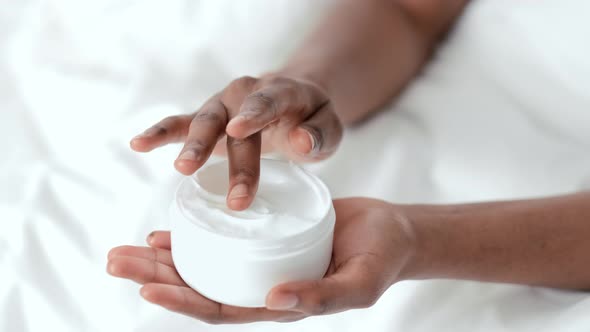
[107,198,415,324]
[130,75,343,211]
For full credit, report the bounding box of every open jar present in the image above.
[170,159,335,307]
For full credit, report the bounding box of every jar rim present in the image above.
[170,159,335,256]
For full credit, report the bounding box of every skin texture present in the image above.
[131,76,341,211]
[108,198,414,323]
[130,0,469,210]
[110,0,590,325]
[108,193,590,323]
[280,0,469,125]
[402,192,590,289]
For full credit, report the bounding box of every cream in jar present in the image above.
[170,159,335,307]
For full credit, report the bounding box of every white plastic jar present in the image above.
[170,159,335,307]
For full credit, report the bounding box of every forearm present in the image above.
[276,0,469,125]
[401,192,590,289]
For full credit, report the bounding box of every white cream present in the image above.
[176,159,328,240]
[170,159,335,307]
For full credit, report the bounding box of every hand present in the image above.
[129,75,343,211]
[106,198,416,324]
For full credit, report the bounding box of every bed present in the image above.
[2,0,590,331]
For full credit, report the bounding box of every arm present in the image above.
[130,0,470,210]
[107,193,590,323]
[279,0,470,124]
[261,193,590,317]
[403,191,590,289]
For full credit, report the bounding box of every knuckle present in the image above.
[308,297,329,315]
[165,302,183,312]
[150,247,159,262]
[234,166,257,181]
[249,91,278,116]
[265,75,292,86]
[305,279,329,315]
[191,308,222,325]
[194,108,225,126]
[185,139,209,153]
[265,76,301,97]
[203,305,226,325]
[149,115,183,136]
[360,293,379,309]
[226,136,247,148]
[150,261,159,283]
[358,281,382,308]
[230,75,257,90]
[147,125,168,136]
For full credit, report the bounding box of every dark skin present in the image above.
[108,0,590,324]
[129,0,469,210]
[108,198,413,323]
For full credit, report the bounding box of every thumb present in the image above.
[286,101,342,160]
[265,259,383,315]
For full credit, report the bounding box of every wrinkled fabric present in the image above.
[1,0,589,331]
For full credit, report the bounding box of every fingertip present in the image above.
[173,159,200,176]
[107,246,127,260]
[130,137,153,152]
[107,247,118,260]
[139,284,156,302]
[227,183,253,211]
[146,232,155,245]
[129,138,142,151]
[139,284,150,297]
[226,196,252,211]
[265,290,299,311]
[141,284,185,310]
[288,127,315,156]
[147,231,172,249]
[225,116,250,138]
[106,258,121,277]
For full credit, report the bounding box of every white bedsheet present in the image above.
[1,0,590,331]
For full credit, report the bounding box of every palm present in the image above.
[107,198,412,323]
[329,199,411,282]
[108,231,303,324]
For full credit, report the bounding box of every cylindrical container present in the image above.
[170,159,335,307]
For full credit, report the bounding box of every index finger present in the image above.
[225,133,261,211]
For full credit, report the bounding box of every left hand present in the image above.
[129,75,342,211]
[106,198,415,324]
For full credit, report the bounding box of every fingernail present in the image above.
[229,183,249,201]
[178,150,197,161]
[146,231,155,244]
[267,293,299,310]
[305,130,316,152]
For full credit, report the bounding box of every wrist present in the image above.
[384,203,420,285]
[394,203,444,282]
[270,62,333,101]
